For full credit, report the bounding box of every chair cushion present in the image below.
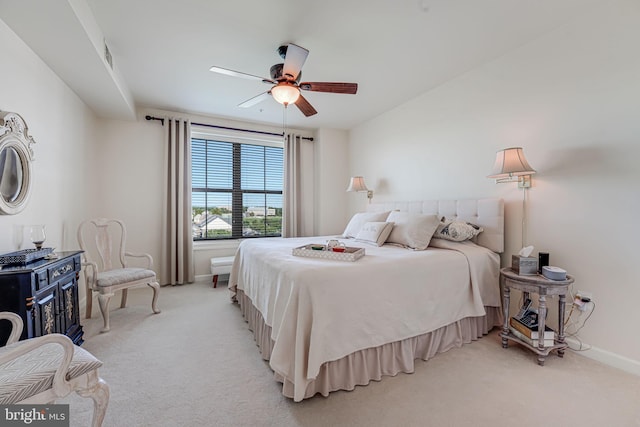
[0,342,103,404]
[96,268,156,287]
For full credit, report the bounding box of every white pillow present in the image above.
[342,211,390,238]
[385,212,440,250]
[355,222,394,246]
[433,219,483,242]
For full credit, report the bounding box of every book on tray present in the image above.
[509,326,555,347]
[509,316,555,340]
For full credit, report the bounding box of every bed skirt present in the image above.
[237,290,503,401]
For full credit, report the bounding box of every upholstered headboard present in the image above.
[367,198,504,253]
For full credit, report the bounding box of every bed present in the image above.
[229,198,504,401]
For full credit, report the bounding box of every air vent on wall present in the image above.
[104,40,113,70]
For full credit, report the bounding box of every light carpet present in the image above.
[62,278,640,427]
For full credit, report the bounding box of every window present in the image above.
[191,137,283,240]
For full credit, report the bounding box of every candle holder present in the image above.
[30,225,46,250]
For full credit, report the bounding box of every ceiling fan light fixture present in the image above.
[210,43,356,116]
[271,83,300,105]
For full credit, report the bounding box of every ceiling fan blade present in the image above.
[282,44,309,81]
[210,66,275,84]
[299,82,358,94]
[238,91,271,108]
[294,94,317,117]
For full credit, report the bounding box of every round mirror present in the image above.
[0,111,35,215]
[0,146,23,203]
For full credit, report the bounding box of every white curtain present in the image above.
[283,133,314,237]
[160,117,194,285]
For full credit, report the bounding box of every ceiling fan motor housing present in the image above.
[277,45,288,59]
[270,63,301,82]
[270,63,283,80]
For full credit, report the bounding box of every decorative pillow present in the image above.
[385,212,440,250]
[355,222,394,246]
[342,211,390,238]
[433,218,483,242]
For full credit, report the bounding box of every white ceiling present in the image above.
[2,0,602,130]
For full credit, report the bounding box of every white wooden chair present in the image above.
[77,218,161,333]
[0,312,109,427]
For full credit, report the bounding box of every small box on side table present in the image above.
[511,255,538,275]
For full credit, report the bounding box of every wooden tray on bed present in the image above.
[292,244,365,262]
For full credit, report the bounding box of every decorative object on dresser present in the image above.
[29,224,46,249]
[500,267,574,365]
[0,250,84,346]
[0,111,36,215]
[77,218,161,333]
[0,312,109,427]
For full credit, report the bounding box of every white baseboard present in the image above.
[566,337,640,376]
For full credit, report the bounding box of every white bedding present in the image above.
[229,235,500,402]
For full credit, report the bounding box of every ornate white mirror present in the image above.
[0,111,35,215]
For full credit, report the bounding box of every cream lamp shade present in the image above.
[346,176,368,192]
[488,147,536,179]
[271,83,300,105]
[346,176,373,201]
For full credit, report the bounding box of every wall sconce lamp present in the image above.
[487,147,536,188]
[347,176,373,202]
[487,147,536,249]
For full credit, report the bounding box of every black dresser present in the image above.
[0,251,84,345]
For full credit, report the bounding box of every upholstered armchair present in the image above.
[0,312,109,427]
[77,218,161,333]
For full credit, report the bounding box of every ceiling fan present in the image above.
[209,43,358,117]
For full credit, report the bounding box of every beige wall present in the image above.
[314,128,350,235]
[89,109,348,279]
[0,20,94,256]
[86,116,165,273]
[349,0,640,369]
[0,18,96,303]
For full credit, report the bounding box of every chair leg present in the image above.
[120,289,128,309]
[86,288,93,319]
[147,281,161,314]
[97,293,113,333]
[77,371,110,427]
[213,275,219,288]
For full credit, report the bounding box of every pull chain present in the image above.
[282,103,288,143]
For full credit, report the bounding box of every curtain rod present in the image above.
[144,115,313,141]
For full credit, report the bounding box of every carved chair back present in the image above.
[77,218,129,272]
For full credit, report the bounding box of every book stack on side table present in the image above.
[509,317,555,347]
